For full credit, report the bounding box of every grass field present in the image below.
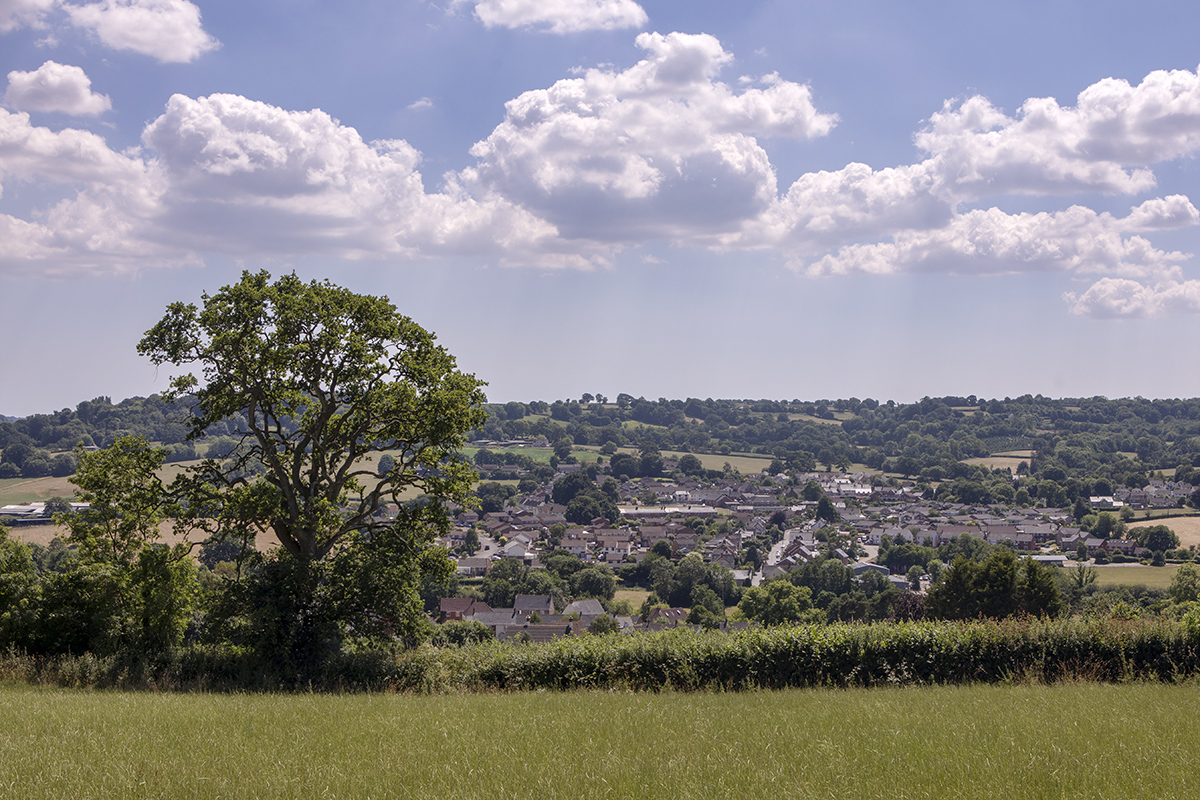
[7,518,282,551]
[1,683,1197,798]
[613,588,650,608]
[658,449,774,474]
[1129,516,1200,549]
[1091,564,1181,589]
[962,455,1030,472]
[0,475,78,506]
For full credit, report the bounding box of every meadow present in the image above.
[1,682,1197,799]
[1129,515,1200,549]
[1092,563,1181,589]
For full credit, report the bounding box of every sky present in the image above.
[2,0,1200,417]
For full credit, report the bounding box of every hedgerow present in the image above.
[4,614,1200,692]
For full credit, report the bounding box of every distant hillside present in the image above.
[3,393,1200,491]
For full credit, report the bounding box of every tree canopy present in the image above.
[138,270,487,652]
[138,271,486,562]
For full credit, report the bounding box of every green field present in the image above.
[658,449,773,474]
[613,588,650,608]
[1091,564,1181,589]
[463,445,601,466]
[962,455,1030,472]
[1129,515,1200,549]
[1,683,1197,798]
[0,475,79,506]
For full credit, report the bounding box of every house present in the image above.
[563,598,606,620]
[638,526,669,546]
[513,594,555,615]
[455,557,492,576]
[596,531,633,560]
[562,537,591,558]
[709,550,737,569]
[1090,496,1124,509]
[470,610,523,637]
[438,598,492,623]
[646,607,689,626]
[1101,538,1138,556]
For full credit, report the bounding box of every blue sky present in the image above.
[3,0,1200,416]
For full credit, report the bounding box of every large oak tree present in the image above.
[138,271,487,651]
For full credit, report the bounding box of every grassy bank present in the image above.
[1,682,1197,799]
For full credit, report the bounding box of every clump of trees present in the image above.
[925,550,1063,619]
[1,272,486,680]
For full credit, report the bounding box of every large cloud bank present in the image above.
[1,0,217,62]
[1,31,1199,317]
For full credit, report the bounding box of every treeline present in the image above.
[471,394,1200,490]
[0,395,256,479]
[6,393,1200,487]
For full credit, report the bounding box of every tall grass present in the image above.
[1,683,1198,798]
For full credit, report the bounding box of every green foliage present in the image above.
[135,271,486,664]
[551,472,595,505]
[64,436,171,566]
[738,580,813,626]
[396,617,1200,692]
[1134,525,1180,553]
[926,550,1062,620]
[1170,563,1200,604]
[570,566,617,601]
[475,481,515,513]
[462,527,480,556]
[815,496,840,523]
[564,492,618,525]
[0,526,39,650]
[431,620,495,646]
[377,454,395,477]
[28,436,201,657]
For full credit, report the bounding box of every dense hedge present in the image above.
[5,615,1200,692]
[406,616,1200,691]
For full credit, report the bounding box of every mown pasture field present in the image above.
[1,682,1197,799]
[1091,564,1181,589]
[1129,516,1200,549]
[0,474,78,506]
[962,455,1030,472]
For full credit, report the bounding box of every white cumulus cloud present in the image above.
[5,61,111,114]
[1,32,1199,300]
[0,0,57,32]
[139,93,564,260]
[802,204,1192,279]
[464,31,837,243]
[0,107,186,274]
[65,0,219,63]
[1065,277,1200,318]
[733,162,946,252]
[467,0,647,34]
[0,107,140,184]
[918,65,1200,201]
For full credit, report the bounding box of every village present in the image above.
[422,443,1198,642]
